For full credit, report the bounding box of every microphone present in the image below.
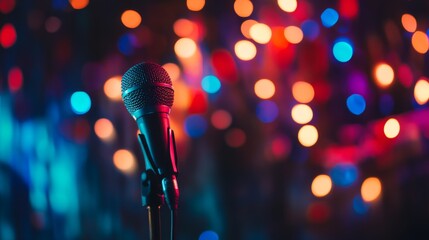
[121,62,179,211]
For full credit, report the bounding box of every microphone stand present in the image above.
[141,170,163,240]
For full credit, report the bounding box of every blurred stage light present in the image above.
[298,125,318,147]
[201,75,221,94]
[117,33,137,56]
[69,0,89,10]
[333,39,353,62]
[234,40,257,61]
[361,177,382,202]
[45,16,61,33]
[0,0,15,14]
[211,109,232,130]
[175,37,197,58]
[292,81,314,103]
[398,64,413,87]
[320,8,339,28]
[8,66,23,93]
[291,104,313,124]
[104,76,122,101]
[384,118,400,139]
[249,23,272,44]
[311,174,332,197]
[284,26,303,44]
[254,79,275,99]
[199,230,219,240]
[256,100,279,123]
[414,78,429,105]
[411,31,429,54]
[0,23,16,48]
[401,13,417,33]
[379,94,394,115]
[113,149,137,174]
[338,0,359,19]
[94,118,115,142]
[121,10,141,29]
[174,19,195,38]
[184,114,207,138]
[278,0,297,13]
[373,63,394,88]
[187,0,205,11]
[241,19,258,39]
[330,163,358,187]
[346,94,366,115]
[70,91,91,115]
[225,128,246,148]
[301,20,320,41]
[353,195,369,215]
[234,0,253,18]
[162,63,181,83]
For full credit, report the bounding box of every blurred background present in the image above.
[1,0,429,239]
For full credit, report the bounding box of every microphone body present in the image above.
[121,62,179,211]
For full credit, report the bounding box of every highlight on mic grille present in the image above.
[121,62,174,118]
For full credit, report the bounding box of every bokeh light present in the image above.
[94,118,115,142]
[173,19,195,38]
[199,230,219,240]
[184,114,208,138]
[384,118,400,139]
[278,0,297,13]
[346,94,366,115]
[414,78,429,105]
[353,196,369,215]
[175,38,197,58]
[249,23,272,44]
[113,149,137,174]
[333,39,354,62]
[0,23,17,48]
[338,0,359,19]
[201,75,221,94]
[70,91,91,115]
[330,163,358,187]
[292,81,315,103]
[256,100,279,123]
[301,20,320,41]
[234,40,257,61]
[411,31,429,54]
[45,16,62,33]
[311,174,332,197]
[291,104,313,124]
[104,76,122,101]
[162,63,181,82]
[225,128,246,148]
[320,8,339,28]
[374,63,394,88]
[361,177,382,202]
[254,79,275,99]
[8,66,23,93]
[241,19,258,39]
[211,109,232,130]
[401,13,417,33]
[284,26,304,44]
[234,0,253,18]
[298,125,318,147]
[69,0,89,10]
[121,10,142,29]
[187,0,205,11]
[0,0,15,14]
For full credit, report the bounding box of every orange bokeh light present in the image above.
[401,13,417,33]
[411,31,429,54]
[69,0,89,10]
[121,10,142,29]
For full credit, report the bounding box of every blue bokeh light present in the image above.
[379,94,394,116]
[353,195,369,215]
[301,20,320,41]
[321,8,339,28]
[199,230,219,240]
[333,39,354,62]
[118,33,137,56]
[256,100,279,123]
[184,114,208,138]
[330,163,358,187]
[70,91,91,115]
[201,75,221,94]
[346,94,366,115]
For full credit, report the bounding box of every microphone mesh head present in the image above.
[121,62,174,115]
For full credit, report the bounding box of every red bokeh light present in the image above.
[0,23,17,48]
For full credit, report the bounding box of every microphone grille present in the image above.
[121,62,174,115]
